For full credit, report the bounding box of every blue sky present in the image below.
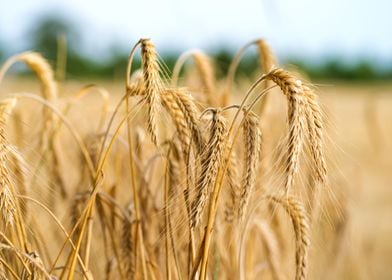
[1,0,391,63]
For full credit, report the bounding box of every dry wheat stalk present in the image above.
[238,110,262,220]
[70,191,90,237]
[127,70,145,97]
[255,220,281,280]
[191,109,227,227]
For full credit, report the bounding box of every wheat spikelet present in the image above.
[0,52,58,152]
[191,110,227,227]
[238,110,262,220]
[303,87,327,185]
[85,133,102,169]
[18,52,57,100]
[0,265,5,280]
[161,89,191,152]
[170,88,204,152]
[0,244,52,279]
[27,251,46,280]
[224,149,240,223]
[168,139,182,197]
[140,39,162,146]
[270,196,310,280]
[105,258,116,280]
[265,68,307,193]
[0,52,57,100]
[8,148,27,214]
[126,78,203,153]
[192,52,216,106]
[50,144,68,200]
[121,207,134,279]
[70,191,89,236]
[0,98,17,225]
[301,86,327,218]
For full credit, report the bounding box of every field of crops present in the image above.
[0,39,391,279]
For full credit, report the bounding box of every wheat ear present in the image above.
[0,98,17,225]
[256,39,277,114]
[140,38,162,146]
[161,89,191,153]
[303,86,327,211]
[224,149,240,223]
[192,52,216,106]
[191,110,227,227]
[238,110,262,220]
[121,207,134,279]
[265,68,307,193]
[270,196,310,280]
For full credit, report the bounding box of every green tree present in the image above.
[27,14,79,61]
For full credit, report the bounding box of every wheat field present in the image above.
[0,38,391,279]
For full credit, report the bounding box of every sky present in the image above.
[1,0,391,63]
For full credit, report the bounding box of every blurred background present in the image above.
[1,0,391,81]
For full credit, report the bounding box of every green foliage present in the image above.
[289,58,392,81]
[2,14,391,81]
[27,14,79,61]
